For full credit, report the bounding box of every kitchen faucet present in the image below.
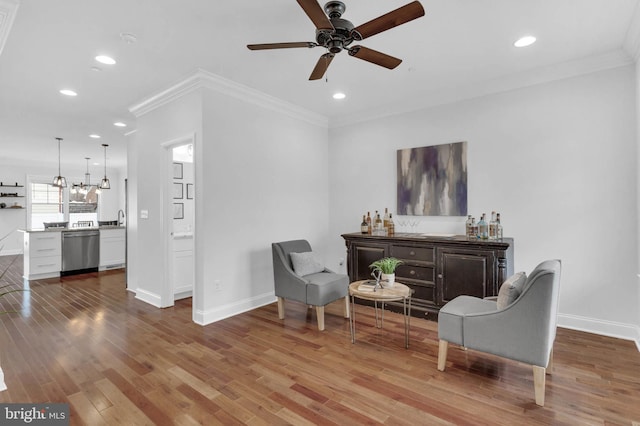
[118,209,125,226]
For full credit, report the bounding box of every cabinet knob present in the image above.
[410,251,415,256]
[410,270,416,275]
[438,274,443,279]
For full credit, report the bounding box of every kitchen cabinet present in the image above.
[342,233,514,319]
[23,231,61,279]
[99,228,125,270]
[173,233,193,300]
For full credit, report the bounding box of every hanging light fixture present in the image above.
[72,157,92,195]
[99,143,111,190]
[52,137,67,188]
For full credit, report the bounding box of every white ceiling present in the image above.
[0,0,638,171]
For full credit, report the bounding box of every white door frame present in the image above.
[160,133,196,309]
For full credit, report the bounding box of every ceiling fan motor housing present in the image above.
[316,0,358,54]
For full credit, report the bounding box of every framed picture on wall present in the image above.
[173,162,183,179]
[173,183,183,199]
[186,183,193,199]
[173,203,184,219]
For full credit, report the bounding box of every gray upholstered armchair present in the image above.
[272,240,350,331]
[437,259,561,406]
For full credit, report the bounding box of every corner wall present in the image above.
[328,65,638,344]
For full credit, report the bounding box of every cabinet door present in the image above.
[350,244,387,281]
[437,248,496,305]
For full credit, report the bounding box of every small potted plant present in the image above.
[369,257,403,287]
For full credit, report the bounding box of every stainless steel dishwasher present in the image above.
[61,230,100,275]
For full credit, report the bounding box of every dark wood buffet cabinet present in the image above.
[341,233,514,319]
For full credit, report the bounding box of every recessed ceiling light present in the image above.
[333,92,346,100]
[89,134,101,139]
[59,89,77,96]
[92,162,100,166]
[113,122,127,127]
[95,55,116,65]
[91,66,102,72]
[120,32,138,44]
[514,36,536,48]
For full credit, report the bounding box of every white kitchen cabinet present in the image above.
[99,228,125,270]
[23,231,61,279]
[173,233,193,300]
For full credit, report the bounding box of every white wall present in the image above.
[329,65,638,342]
[197,89,329,323]
[636,61,640,345]
[129,78,329,323]
[127,90,203,307]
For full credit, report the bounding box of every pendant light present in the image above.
[99,143,111,190]
[72,157,92,195]
[52,137,67,188]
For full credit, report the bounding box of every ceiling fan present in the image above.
[247,0,425,80]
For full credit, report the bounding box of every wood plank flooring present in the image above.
[1,254,639,425]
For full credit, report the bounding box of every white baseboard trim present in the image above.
[0,365,6,392]
[134,288,162,308]
[0,249,22,256]
[193,292,276,326]
[557,313,640,351]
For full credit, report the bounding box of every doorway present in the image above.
[161,134,196,310]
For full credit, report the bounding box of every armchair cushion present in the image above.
[290,251,325,277]
[496,272,527,309]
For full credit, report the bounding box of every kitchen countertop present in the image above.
[20,226,125,233]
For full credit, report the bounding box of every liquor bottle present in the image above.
[478,213,488,240]
[388,213,395,236]
[496,213,503,240]
[361,215,368,234]
[489,211,497,240]
[383,207,390,229]
[470,217,478,238]
[366,212,372,235]
[375,212,383,234]
[465,215,472,237]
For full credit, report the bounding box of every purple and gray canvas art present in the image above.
[397,142,467,216]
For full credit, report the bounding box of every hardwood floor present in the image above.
[1,254,639,425]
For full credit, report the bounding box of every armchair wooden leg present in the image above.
[277,297,285,320]
[437,340,448,371]
[316,306,325,331]
[343,296,350,318]
[533,365,546,406]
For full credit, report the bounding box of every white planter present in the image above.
[382,273,395,287]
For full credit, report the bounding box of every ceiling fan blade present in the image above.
[353,1,425,40]
[297,0,334,30]
[309,53,335,80]
[247,42,316,50]
[349,46,402,69]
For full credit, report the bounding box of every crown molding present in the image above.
[129,69,328,128]
[330,49,635,128]
[624,0,640,61]
[0,0,19,58]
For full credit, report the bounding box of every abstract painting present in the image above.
[397,142,467,216]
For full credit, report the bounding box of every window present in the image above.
[30,183,64,229]
[29,182,99,229]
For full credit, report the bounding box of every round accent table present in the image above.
[348,280,413,348]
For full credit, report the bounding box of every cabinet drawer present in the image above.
[31,255,61,273]
[390,245,434,263]
[29,234,61,251]
[396,264,434,282]
[404,281,436,304]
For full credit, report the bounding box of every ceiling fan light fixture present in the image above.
[514,35,536,47]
